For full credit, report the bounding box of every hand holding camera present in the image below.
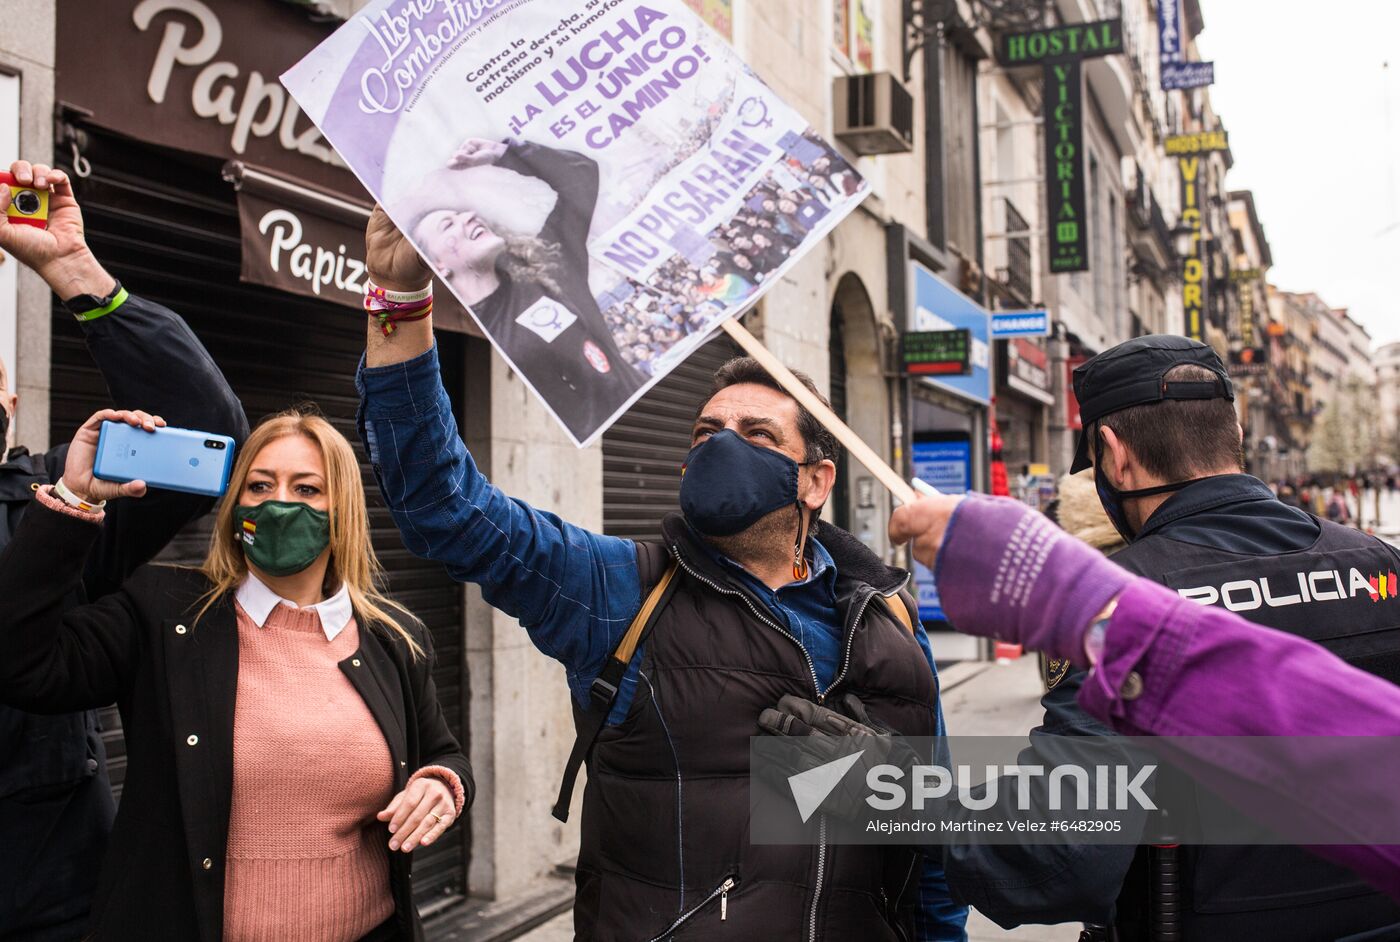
[0,159,116,302]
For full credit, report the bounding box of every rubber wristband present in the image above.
[366,280,432,304]
[53,477,107,514]
[72,286,130,322]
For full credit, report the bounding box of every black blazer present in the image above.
[0,502,473,942]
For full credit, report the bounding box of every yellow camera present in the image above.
[0,172,49,228]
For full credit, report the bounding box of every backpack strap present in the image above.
[880,589,918,635]
[552,559,680,822]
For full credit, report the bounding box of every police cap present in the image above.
[1070,335,1234,474]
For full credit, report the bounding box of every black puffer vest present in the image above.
[573,515,938,942]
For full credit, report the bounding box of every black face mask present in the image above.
[0,404,9,455]
[680,429,804,537]
[1092,428,1210,542]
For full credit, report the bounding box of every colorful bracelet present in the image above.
[370,301,433,336]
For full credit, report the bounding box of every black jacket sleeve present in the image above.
[0,500,148,714]
[496,142,600,274]
[939,671,1146,927]
[410,626,474,808]
[52,293,249,600]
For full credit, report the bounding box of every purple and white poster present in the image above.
[282,0,870,445]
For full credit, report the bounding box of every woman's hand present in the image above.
[377,775,456,853]
[888,493,965,569]
[365,204,432,292]
[62,409,165,503]
[448,138,508,169]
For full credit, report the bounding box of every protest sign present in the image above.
[282,0,871,446]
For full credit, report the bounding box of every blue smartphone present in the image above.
[93,422,235,497]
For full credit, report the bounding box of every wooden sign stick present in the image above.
[720,318,918,505]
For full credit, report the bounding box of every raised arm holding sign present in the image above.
[355,203,967,939]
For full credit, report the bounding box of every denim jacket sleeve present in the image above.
[355,343,641,705]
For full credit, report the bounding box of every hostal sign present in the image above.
[997,20,1124,275]
[1167,131,1229,342]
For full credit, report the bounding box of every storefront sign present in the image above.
[1178,155,1207,342]
[996,19,1123,66]
[1164,131,1230,155]
[1162,61,1214,90]
[911,437,971,622]
[911,262,991,405]
[901,330,972,376]
[56,0,359,194]
[1001,338,1055,406]
[235,186,369,309]
[1043,60,1088,273]
[991,310,1051,338]
[231,166,477,333]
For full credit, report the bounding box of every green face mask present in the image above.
[235,501,331,577]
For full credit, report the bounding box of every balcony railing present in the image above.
[1127,173,1173,260]
[1002,198,1033,305]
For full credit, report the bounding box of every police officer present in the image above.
[941,335,1400,940]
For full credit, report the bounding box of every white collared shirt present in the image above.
[235,572,353,642]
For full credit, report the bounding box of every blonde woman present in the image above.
[0,406,471,942]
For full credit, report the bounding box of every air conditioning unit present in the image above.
[832,72,914,156]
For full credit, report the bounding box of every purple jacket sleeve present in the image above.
[1077,579,1400,899]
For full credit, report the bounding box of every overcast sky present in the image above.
[1195,1,1400,350]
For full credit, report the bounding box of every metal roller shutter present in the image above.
[48,125,471,913]
[602,334,740,540]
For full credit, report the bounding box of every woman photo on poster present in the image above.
[404,138,644,440]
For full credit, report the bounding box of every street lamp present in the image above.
[1171,225,1195,258]
[1171,225,1212,259]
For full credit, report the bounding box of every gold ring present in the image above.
[428,811,444,823]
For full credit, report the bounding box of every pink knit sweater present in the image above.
[224,602,397,942]
[34,488,466,940]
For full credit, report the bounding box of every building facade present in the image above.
[1377,341,1400,465]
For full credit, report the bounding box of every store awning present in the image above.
[223,161,480,337]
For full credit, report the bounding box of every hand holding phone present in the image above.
[62,409,166,504]
[91,418,235,498]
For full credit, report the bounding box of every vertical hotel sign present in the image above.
[1165,131,1228,342]
[997,20,1124,274]
[1156,0,1213,90]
